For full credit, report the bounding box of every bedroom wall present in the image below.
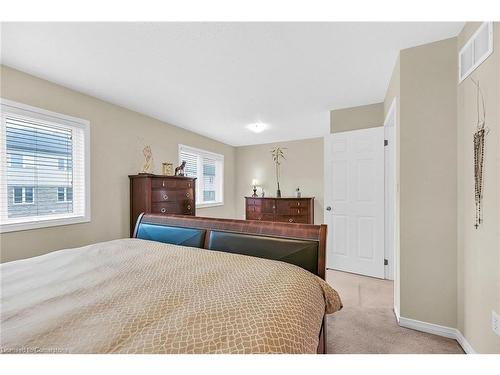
[234,137,324,224]
[457,22,500,354]
[330,102,384,133]
[397,37,458,328]
[0,65,237,263]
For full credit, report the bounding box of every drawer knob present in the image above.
[162,181,165,187]
[188,183,191,188]
[161,208,166,213]
[163,194,168,200]
[186,192,190,198]
[297,202,300,206]
[288,218,294,223]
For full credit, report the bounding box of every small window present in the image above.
[178,144,224,208]
[57,187,73,202]
[13,187,23,204]
[57,187,65,201]
[12,187,34,205]
[1,99,90,233]
[25,187,34,203]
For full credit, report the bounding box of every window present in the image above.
[178,144,224,208]
[0,99,90,232]
[13,187,34,204]
[57,187,73,202]
[10,154,23,168]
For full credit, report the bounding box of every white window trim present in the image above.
[0,99,91,233]
[458,22,494,83]
[178,144,224,209]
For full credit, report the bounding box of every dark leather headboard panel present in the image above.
[207,230,319,275]
[133,214,327,279]
[135,223,206,248]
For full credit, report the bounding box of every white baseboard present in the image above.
[398,316,476,354]
[455,330,476,354]
[393,305,400,323]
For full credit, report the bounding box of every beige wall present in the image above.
[0,65,236,263]
[330,102,384,133]
[234,138,324,224]
[398,38,458,328]
[457,23,500,353]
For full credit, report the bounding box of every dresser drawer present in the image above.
[247,205,262,214]
[151,189,176,202]
[261,199,275,213]
[246,212,274,221]
[275,215,309,224]
[182,201,194,215]
[276,199,309,211]
[282,207,309,216]
[246,198,262,206]
[152,189,194,202]
[151,178,194,190]
[151,202,179,214]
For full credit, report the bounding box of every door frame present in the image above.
[324,126,385,278]
[384,97,400,319]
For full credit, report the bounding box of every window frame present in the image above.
[57,187,73,203]
[0,99,91,233]
[178,144,224,209]
[12,187,35,205]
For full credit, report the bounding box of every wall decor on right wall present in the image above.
[470,78,490,229]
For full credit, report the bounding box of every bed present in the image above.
[0,214,342,354]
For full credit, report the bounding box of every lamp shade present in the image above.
[252,179,259,186]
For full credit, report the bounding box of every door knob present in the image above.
[326,206,332,211]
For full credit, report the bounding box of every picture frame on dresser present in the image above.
[129,174,196,236]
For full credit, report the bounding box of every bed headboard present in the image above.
[133,213,327,279]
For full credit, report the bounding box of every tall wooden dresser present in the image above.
[129,174,196,236]
[245,197,315,224]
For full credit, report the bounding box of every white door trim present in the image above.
[383,97,400,314]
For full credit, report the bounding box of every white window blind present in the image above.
[0,99,90,232]
[179,144,224,208]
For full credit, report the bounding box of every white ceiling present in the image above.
[1,22,464,146]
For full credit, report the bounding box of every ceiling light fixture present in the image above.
[246,122,268,133]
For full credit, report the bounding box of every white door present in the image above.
[324,127,385,278]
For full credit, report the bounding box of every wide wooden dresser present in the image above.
[129,174,196,236]
[245,197,315,224]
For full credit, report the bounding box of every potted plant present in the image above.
[271,146,286,198]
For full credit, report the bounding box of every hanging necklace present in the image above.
[471,77,488,229]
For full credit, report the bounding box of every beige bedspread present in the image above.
[0,238,341,354]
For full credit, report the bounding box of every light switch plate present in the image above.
[493,310,500,337]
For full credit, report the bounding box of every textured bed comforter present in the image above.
[0,238,342,354]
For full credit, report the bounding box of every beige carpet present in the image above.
[325,270,464,354]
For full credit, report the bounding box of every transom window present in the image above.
[178,144,224,208]
[0,99,90,232]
